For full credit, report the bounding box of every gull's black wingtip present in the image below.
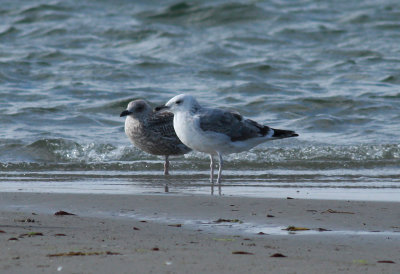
[272,128,299,138]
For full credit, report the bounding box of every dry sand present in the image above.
[1,192,399,274]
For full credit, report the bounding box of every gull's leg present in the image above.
[216,152,223,185]
[164,155,170,176]
[164,155,170,192]
[209,154,214,184]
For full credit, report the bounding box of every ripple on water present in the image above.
[0,0,400,197]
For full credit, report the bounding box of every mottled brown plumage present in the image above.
[120,99,191,175]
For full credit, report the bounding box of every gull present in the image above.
[120,99,191,175]
[156,94,298,184]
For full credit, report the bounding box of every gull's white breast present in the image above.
[173,111,251,155]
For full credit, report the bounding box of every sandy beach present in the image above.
[0,192,399,273]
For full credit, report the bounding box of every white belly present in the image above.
[173,112,245,155]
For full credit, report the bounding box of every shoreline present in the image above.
[1,192,399,273]
[2,183,400,202]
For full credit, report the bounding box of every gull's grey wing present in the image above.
[198,108,272,141]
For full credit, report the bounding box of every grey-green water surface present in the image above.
[1,0,399,199]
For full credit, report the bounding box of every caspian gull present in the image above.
[156,94,298,184]
[120,99,191,175]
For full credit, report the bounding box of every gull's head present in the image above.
[120,99,152,119]
[155,94,200,114]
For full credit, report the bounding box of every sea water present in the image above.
[1,0,399,200]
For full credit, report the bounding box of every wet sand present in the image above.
[1,192,399,273]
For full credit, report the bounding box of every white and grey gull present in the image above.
[120,99,191,175]
[155,94,298,184]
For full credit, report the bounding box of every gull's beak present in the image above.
[154,105,169,112]
[120,110,132,117]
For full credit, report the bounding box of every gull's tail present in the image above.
[271,128,299,139]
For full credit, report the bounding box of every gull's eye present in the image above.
[176,99,183,105]
[135,104,144,112]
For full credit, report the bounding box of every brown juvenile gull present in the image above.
[156,94,298,184]
[120,99,191,175]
